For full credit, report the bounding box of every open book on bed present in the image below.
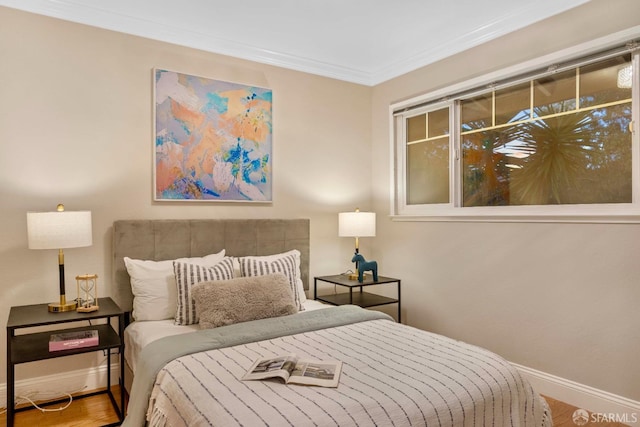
[242,354,342,388]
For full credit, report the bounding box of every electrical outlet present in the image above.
[102,348,120,356]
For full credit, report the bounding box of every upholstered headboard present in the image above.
[112,219,310,313]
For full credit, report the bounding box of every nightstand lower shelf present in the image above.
[11,324,119,364]
[316,292,398,308]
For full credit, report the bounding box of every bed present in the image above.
[113,219,552,427]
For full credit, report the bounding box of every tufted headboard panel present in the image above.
[112,219,310,313]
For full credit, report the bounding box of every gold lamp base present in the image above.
[48,296,77,313]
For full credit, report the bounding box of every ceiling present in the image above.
[0,0,591,85]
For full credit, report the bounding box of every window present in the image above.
[393,44,639,221]
[406,106,450,205]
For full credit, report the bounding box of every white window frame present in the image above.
[390,29,640,223]
[395,101,456,216]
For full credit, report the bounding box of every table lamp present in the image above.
[27,204,93,312]
[339,208,376,280]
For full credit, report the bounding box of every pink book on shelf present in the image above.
[49,330,99,352]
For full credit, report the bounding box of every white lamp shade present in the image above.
[27,210,93,249]
[339,211,376,237]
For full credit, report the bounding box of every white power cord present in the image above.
[0,385,88,415]
[16,392,73,412]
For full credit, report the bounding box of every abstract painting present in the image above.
[154,69,272,201]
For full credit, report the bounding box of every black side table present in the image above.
[314,275,401,322]
[6,297,125,427]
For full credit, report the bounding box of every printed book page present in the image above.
[242,354,342,388]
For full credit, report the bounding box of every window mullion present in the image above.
[575,68,580,109]
[492,91,496,127]
[393,115,405,215]
[632,51,640,204]
[452,102,462,208]
[530,81,534,120]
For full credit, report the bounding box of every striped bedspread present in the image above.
[143,309,551,427]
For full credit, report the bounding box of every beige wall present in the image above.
[1,0,639,406]
[0,7,371,385]
[372,0,640,401]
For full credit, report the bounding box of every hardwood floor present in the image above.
[0,387,630,426]
[1,386,123,427]
[544,395,629,427]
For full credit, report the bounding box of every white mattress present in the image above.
[124,299,329,373]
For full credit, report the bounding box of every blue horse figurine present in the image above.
[351,253,378,283]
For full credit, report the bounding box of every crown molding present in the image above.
[0,0,374,85]
[0,0,590,86]
[370,0,591,84]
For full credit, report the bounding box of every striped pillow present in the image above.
[173,257,234,325]
[238,250,305,311]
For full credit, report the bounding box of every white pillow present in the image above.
[238,249,306,311]
[124,250,225,321]
[173,258,235,325]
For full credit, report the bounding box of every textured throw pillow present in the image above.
[238,249,305,311]
[192,274,298,329]
[173,257,235,325]
[124,250,226,321]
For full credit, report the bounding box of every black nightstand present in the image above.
[314,275,401,322]
[6,297,125,427]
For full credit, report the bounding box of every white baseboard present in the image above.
[514,363,640,426]
[0,363,119,410]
